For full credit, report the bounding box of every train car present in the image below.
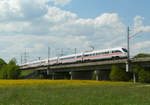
[83,47,127,61]
[20,47,128,68]
[49,57,59,65]
[20,62,30,69]
[27,60,42,68]
[82,47,127,61]
[20,60,41,69]
[40,59,47,66]
[59,54,76,64]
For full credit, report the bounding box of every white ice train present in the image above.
[20,47,128,68]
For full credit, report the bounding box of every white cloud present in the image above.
[0,34,90,62]
[44,7,77,23]
[0,0,150,62]
[0,0,23,21]
[0,22,30,32]
[48,13,126,49]
[50,0,72,6]
[133,41,150,50]
[131,41,150,56]
[133,16,150,34]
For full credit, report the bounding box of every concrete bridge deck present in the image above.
[19,57,150,80]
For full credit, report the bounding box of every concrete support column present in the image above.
[69,71,73,80]
[126,61,129,72]
[94,70,99,81]
[47,70,50,75]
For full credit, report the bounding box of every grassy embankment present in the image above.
[0,80,150,105]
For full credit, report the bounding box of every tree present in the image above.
[7,59,20,79]
[110,65,130,81]
[0,58,7,70]
[0,65,8,79]
[138,69,150,83]
[0,58,20,79]
[134,53,150,58]
[0,58,7,79]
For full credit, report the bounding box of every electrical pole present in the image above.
[127,27,130,62]
[74,48,77,59]
[127,26,136,83]
[24,49,27,63]
[75,48,77,55]
[21,55,23,64]
[47,47,50,76]
[61,48,63,56]
[126,27,130,72]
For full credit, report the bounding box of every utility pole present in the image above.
[74,48,77,59]
[127,26,136,83]
[24,49,27,63]
[74,48,77,55]
[61,48,63,56]
[126,27,130,72]
[21,55,23,64]
[47,47,50,76]
[127,27,130,61]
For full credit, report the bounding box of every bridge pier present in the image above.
[69,71,73,80]
[94,70,99,81]
[93,70,110,81]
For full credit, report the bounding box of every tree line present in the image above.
[110,53,150,83]
[110,65,150,83]
[0,58,20,79]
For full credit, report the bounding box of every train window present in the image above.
[77,56,81,58]
[104,51,109,54]
[41,61,46,63]
[122,48,128,52]
[63,56,75,60]
[101,52,105,54]
[112,50,121,53]
[84,54,90,57]
[96,53,99,55]
[89,54,93,56]
[96,52,105,55]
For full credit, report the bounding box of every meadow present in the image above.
[0,80,150,105]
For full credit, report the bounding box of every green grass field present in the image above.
[0,80,150,105]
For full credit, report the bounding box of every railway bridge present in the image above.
[20,57,150,80]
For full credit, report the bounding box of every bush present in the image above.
[138,69,150,83]
[110,65,130,81]
[134,53,150,58]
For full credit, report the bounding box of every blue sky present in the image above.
[0,0,150,63]
[62,0,150,24]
